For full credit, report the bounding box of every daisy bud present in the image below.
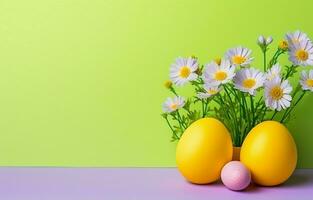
[278,40,288,51]
[195,67,202,76]
[257,35,267,52]
[164,80,173,89]
[191,55,198,59]
[214,57,222,66]
[257,35,266,46]
[161,113,168,118]
[266,36,273,45]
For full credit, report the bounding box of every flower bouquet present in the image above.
[162,30,313,147]
[161,31,312,188]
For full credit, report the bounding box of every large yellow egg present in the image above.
[176,118,233,184]
[240,121,297,186]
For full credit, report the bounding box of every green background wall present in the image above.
[0,0,312,167]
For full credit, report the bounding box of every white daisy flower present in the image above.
[300,70,313,91]
[162,96,185,113]
[197,84,221,99]
[288,39,313,66]
[225,46,254,67]
[170,57,198,86]
[203,59,235,86]
[266,63,281,81]
[264,77,292,111]
[286,30,310,45]
[233,68,265,95]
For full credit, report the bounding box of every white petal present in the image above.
[266,36,273,45]
[258,35,265,45]
[188,73,198,81]
[309,70,313,78]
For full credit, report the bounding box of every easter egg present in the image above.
[176,118,233,184]
[240,121,297,186]
[221,161,251,191]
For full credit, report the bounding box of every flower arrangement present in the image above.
[162,30,313,146]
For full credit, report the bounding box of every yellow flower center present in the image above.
[170,103,178,110]
[242,79,256,89]
[296,49,309,61]
[179,66,191,78]
[270,86,283,100]
[232,55,246,65]
[207,89,218,95]
[306,79,313,87]
[214,71,227,81]
[278,40,288,50]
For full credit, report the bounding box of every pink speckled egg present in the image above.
[221,161,251,191]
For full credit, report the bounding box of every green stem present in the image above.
[191,79,203,92]
[260,104,268,121]
[204,98,209,117]
[223,86,241,146]
[263,50,267,71]
[217,94,236,144]
[284,68,292,80]
[176,111,187,129]
[241,92,250,123]
[165,116,179,139]
[169,87,178,96]
[201,99,205,117]
[250,95,255,126]
[280,84,301,122]
[255,96,263,108]
[284,65,298,80]
[172,112,185,132]
[269,49,280,67]
[238,95,248,143]
[280,91,307,123]
[240,92,252,145]
[237,91,243,130]
[270,111,278,120]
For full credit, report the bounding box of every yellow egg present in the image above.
[240,121,297,186]
[176,118,233,184]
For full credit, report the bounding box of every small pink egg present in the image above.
[221,161,251,191]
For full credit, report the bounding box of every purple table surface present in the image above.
[0,168,312,200]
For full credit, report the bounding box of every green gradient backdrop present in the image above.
[0,0,312,167]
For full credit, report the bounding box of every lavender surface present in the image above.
[0,168,312,200]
